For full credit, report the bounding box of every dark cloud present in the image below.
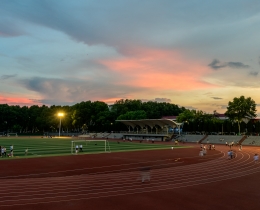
[208,59,250,70]
[1,74,17,80]
[249,71,258,76]
[19,77,144,105]
[0,17,25,37]
[140,98,172,103]
[154,98,172,103]
[211,97,222,100]
[208,59,226,69]
[227,62,249,69]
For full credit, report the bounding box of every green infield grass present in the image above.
[0,137,189,159]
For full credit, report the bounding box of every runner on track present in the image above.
[254,154,259,163]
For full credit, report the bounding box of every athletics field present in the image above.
[0,137,188,159]
[1,138,260,210]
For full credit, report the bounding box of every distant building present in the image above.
[161,116,177,121]
[213,113,229,120]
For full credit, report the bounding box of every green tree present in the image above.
[117,110,147,120]
[225,96,257,134]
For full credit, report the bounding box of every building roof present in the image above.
[116,119,182,129]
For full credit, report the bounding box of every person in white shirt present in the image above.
[10,145,14,157]
[254,154,259,163]
[75,145,79,154]
[79,145,83,152]
[1,147,4,157]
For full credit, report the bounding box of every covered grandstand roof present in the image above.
[116,119,182,129]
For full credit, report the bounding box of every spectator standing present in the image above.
[75,145,79,154]
[3,147,6,157]
[10,145,13,157]
[1,147,4,157]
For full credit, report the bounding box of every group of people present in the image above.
[75,144,83,154]
[225,141,243,151]
[121,138,155,143]
[0,145,13,157]
[199,143,216,157]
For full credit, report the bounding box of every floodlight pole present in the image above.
[59,117,62,137]
[58,113,64,137]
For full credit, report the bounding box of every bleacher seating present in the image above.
[240,136,260,146]
[200,135,242,145]
[184,135,205,143]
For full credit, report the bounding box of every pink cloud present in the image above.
[0,95,41,106]
[99,47,219,90]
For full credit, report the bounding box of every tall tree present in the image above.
[225,96,257,134]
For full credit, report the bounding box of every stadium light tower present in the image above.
[58,113,64,137]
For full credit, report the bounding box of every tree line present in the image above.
[0,99,184,134]
[177,96,258,135]
[0,96,258,135]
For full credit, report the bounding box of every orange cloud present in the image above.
[100,47,219,90]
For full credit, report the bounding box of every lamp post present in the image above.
[58,113,64,137]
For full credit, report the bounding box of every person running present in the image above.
[25,148,28,156]
[203,148,207,156]
[239,144,242,151]
[140,167,151,183]
[254,154,259,163]
[75,145,79,154]
[227,150,231,159]
[230,150,234,159]
[199,150,204,157]
[79,144,83,152]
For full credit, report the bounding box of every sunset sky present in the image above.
[1,0,260,114]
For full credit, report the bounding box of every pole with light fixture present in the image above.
[58,113,64,137]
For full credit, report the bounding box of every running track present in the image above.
[1,144,260,210]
